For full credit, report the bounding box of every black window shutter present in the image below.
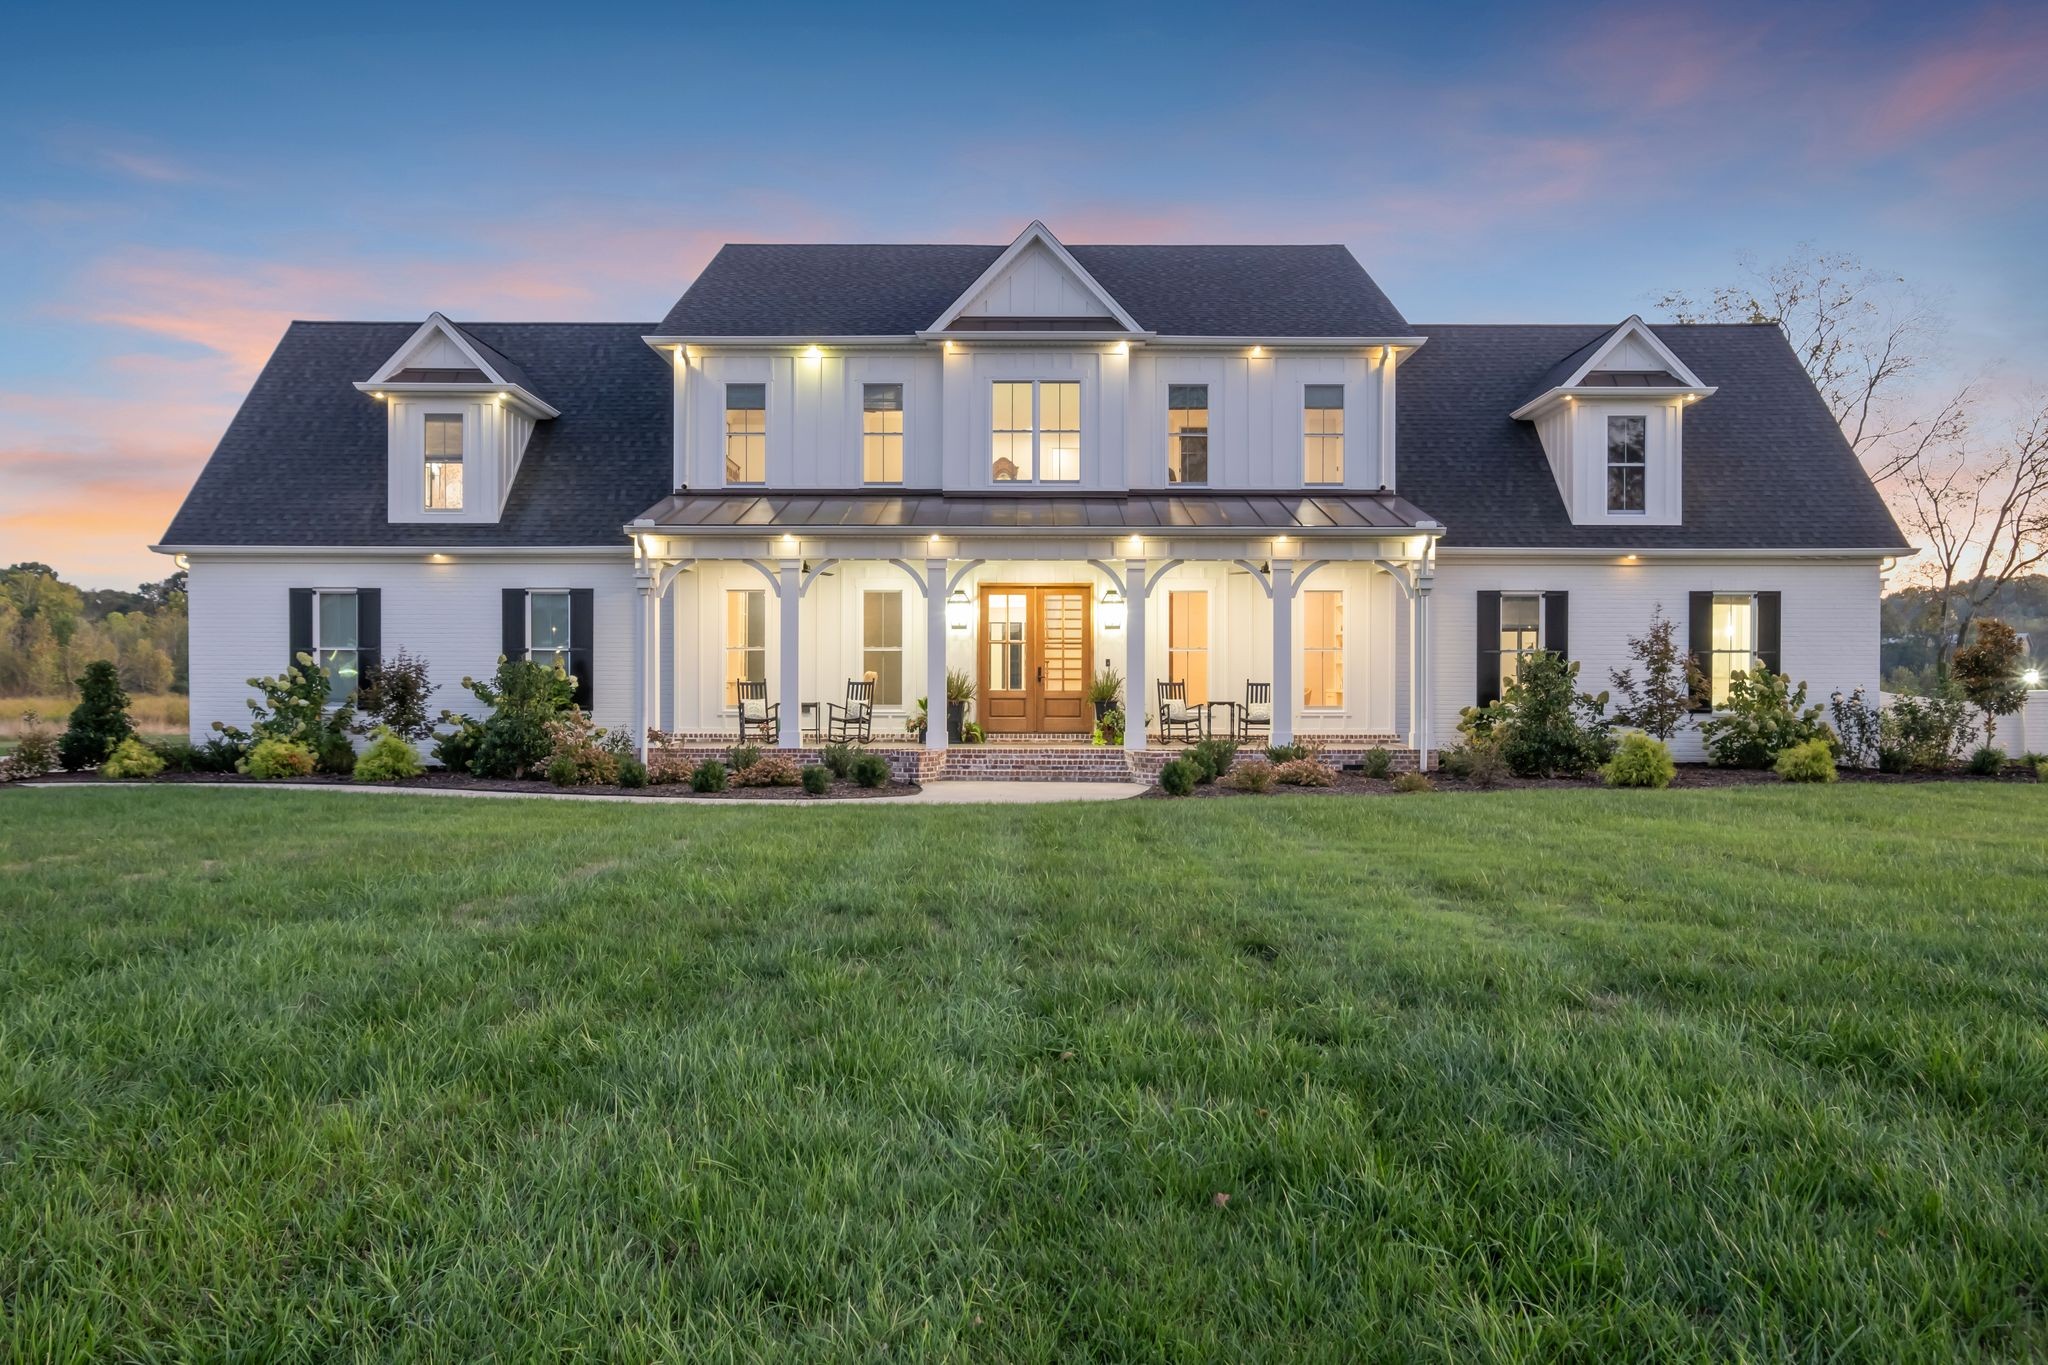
[1687,590,1714,711]
[289,588,313,672]
[1756,591,1782,677]
[1475,590,1501,707]
[502,589,526,661]
[356,589,382,689]
[1543,592,1569,663]
[569,588,595,711]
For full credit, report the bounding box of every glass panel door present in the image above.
[981,590,1032,732]
[1036,588,1090,732]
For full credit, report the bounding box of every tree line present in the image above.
[0,562,189,697]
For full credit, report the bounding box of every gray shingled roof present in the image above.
[1400,323,1910,550]
[160,321,670,547]
[657,243,1412,337]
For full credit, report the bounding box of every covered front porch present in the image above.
[625,491,1443,775]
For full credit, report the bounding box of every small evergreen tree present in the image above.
[57,660,135,770]
[1608,605,1701,740]
[1951,619,2027,745]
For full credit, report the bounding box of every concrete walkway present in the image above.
[17,779,1146,806]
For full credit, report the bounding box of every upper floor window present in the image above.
[991,380,1080,483]
[527,590,571,673]
[313,589,359,702]
[862,384,903,484]
[423,414,464,510]
[1168,384,1209,484]
[1707,593,1756,708]
[1606,415,1647,512]
[725,383,766,484]
[1304,385,1344,484]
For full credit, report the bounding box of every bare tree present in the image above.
[1894,401,2048,659]
[1658,246,1942,479]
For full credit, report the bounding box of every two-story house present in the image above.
[157,222,1909,775]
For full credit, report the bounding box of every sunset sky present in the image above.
[4,1,2045,587]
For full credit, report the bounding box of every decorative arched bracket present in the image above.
[800,559,839,597]
[1088,558,1184,599]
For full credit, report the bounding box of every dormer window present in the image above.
[1605,415,1646,513]
[726,384,767,484]
[424,414,464,510]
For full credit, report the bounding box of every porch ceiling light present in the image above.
[1099,587,1127,633]
[945,588,974,634]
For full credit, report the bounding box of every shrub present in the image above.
[850,753,891,789]
[1877,684,1972,773]
[1608,606,1700,741]
[313,729,357,776]
[100,736,166,779]
[1699,670,1829,769]
[1952,620,2028,746]
[1266,742,1311,764]
[450,658,576,779]
[645,750,693,785]
[801,764,830,795]
[9,714,59,777]
[2037,759,2048,783]
[151,738,201,773]
[617,757,648,789]
[1603,732,1677,788]
[58,660,136,770]
[354,728,426,783]
[690,759,728,793]
[193,735,246,773]
[1829,687,1883,769]
[1273,757,1336,787]
[1360,745,1394,779]
[735,754,802,787]
[1158,758,1197,796]
[728,743,765,773]
[541,709,623,787]
[352,648,438,741]
[1186,738,1237,783]
[240,738,316,780]
[216,654,355,759]
[820,742,859,778]
[1441,737,1508,788]
[1460,652,1613,778]
[1775,738,1839,783]
[1391,771,1433,794]
[1967,744,2006,776]
[1225,758,1276,792]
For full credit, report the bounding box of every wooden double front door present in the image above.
[979,585,1092,734]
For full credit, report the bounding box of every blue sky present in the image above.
[5,0,2045,584]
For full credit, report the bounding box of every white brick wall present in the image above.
[185,553,639,742]
[1429,556,1885,760]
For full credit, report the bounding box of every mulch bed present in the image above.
[21,770,918,800]
[1142,762,2045,798]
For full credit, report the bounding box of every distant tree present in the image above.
[1951,619,2028,744]
[1607,605,1699,740]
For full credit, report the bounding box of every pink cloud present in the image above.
[1862,14,2048,146]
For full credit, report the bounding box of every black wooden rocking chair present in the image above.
[735,679,779,743]
[1157,680,1202,744]
[826,679,875,743]
[1237,681,1272,745]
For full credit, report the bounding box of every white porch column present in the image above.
[1413,578,1434,768]
[1123,558,1149,753]
[924,558,949,752]
[1270,559,1296,746]
[632,571,654,761]
[776,558,802,749]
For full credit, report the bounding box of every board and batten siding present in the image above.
[1425,556,1885,760]
[184,554,639,742]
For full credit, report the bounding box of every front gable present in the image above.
[924,222,1145,335]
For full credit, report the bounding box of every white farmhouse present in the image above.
[158,222,1908,777]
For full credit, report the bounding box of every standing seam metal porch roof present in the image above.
[634,490,1438,534]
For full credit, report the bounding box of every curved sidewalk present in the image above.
[17,779,1146,806]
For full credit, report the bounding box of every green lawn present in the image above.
[3,786,2045,1361]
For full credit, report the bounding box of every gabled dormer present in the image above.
[356,313,558,525]
[920,221,1148,340]
[1510,316,1714,527]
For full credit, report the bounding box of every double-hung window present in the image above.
[526,590,571,673]
[1498,593,1543,689]
[1606,415,1647,512]
[1707,593,1756,708]
[1167,385,1208,484]
[313,590,359,701]
[423,414,464,510]
[1302,589,1344,708]
[725,383,766,484]
[1304,385,1344,484]
[862,590,903,705]
[725,589,766,705]
[1168,590,1209,704]
[991,380,1080,483]
[862,383,903,484]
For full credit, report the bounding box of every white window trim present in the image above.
[1302,384,1345,487]
[422,411,466,513]
[1165,585,1212,704]
[310,587,359,708]
[724,384,767,486]
[991,379,1081,485]
[1706,592,1760,710]
[723,586,767,712]
[1497,591,1545,687]
[860,383,906,486]
[525,588,572,673]
[861,587,906,707]
[1604,412,1649,515]
[1300,586,1345,712]
[1167,382,1211,486]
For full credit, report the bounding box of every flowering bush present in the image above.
[1273,757,1337,787]
[541,708,627,787]
[1699,670,1830,769]
[734,754,802,787]
[1225,758,1276,792]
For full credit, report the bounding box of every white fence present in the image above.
[1877,688,2048,757]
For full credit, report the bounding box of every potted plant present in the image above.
[1087,663,1124,724]
[945,668,976,742]
[1094,706,1125,747]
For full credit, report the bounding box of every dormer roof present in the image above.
[355,312,559,417]
[1509,316,1714,419]
[920,221,1144,337]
